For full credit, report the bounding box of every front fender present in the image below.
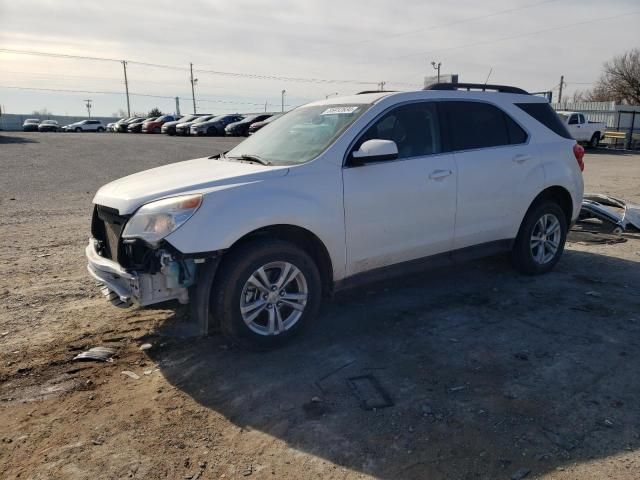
[164,163,347,280]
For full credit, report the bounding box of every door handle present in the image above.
[512,154,532,164]
[428,169,452,180]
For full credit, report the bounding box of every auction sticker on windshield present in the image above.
[321,106,359,115]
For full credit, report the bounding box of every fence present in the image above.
[551,101,640,150]
[0,113,119,131]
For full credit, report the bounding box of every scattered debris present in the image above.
[311,396,322,403]
[139,343,153,351]
[585,291,602,297]
[577,193,640,234]
[73,346,115,362]
[604,418,614,427]
[449,385,467,393]
[514,352,529,361]
[121,370,140,380]
[37,253,51,258]
[242,465,253,476]
[511,467,531,480]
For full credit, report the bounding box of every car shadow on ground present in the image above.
[147,248,640,479]
[0,134,39,144]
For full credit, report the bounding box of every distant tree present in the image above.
[575,49,640,104]
[148,107,163,117]
[32,108,52,117]
[112,108,127,118]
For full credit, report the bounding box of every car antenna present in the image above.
[484,67,493,87]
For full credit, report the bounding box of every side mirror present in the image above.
[350,139,398,165]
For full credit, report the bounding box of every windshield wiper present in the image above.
[231,154,272,166]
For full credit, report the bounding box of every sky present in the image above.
[1,0,639,117]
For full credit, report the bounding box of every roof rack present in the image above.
[356,90,397,95]
[424,83,529,95]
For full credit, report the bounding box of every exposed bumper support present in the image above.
[85,238,190,307]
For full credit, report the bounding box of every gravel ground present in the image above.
[1,132,639,480]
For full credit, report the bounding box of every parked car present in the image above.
[107,118,127,132]
[225,114,272,136]
[175,115,215,135]
[191,114,245,136]
[142,115,178,134]
[37,120,61,132]
[556,111,606,148]
[116,117,144,133]
[161,115,201,135]
[248,113,282,135]
[86,83,584,350]
[127,117,156,133]
[22,119,40,132]
[63,120,105,132]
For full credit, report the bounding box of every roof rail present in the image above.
[356,90,397,95]
[424,83,529,95]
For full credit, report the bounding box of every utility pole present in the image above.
[264,100,268,112]
[122,61,131,117]
[558,75,565,105]
[378,81,386,91]
[84,99,92,118]
[281,90,286,112]
[431,61,441,83]
[190,63,197,114]
[175,97,180,116]
[325,92,339,99]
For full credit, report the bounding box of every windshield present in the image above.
[193,115,213,123]
[226,104,369,165]
[557,113,569,121]
[178,115,197,122]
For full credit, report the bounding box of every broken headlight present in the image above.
[122,194,202,246]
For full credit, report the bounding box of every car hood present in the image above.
[162,120,181,127]
[176,121,199,128]
[93,157,289,214]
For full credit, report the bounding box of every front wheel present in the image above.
[589,133,600,149]
[97,127,105,132]
[210,240,322,350]
[206,127,218,136]
[511,201,567,275]
[75,127,82,133]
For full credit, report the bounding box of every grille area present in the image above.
[91,205,129,261]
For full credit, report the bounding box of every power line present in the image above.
[0,48,419,87]
[333,0,560,49]
[393,10,640,61]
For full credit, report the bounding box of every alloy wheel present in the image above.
[239,261,308,336]
[530,213,561,265]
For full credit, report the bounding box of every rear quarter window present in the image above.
[515,103,572,139]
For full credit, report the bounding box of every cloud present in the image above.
[1,0,638,115]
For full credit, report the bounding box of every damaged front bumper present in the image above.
[86,238,193,307]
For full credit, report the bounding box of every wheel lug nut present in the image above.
[280,291,285,296]
[271,286,277,291]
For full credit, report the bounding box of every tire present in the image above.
[210,239,322,350]
[97,127,105,132]
[589,133,600,149]
[511,200,567,275]
[206,127,218,136]
[75,127,82,133]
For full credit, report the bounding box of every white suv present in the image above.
[86,83,584,349]
[64,119,105,132]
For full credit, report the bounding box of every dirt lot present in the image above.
[1,132,639,480]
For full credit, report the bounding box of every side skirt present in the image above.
[333,239,514,293]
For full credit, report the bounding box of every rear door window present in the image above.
[440,101,524,151]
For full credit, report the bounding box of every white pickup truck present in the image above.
[556,111,606,148]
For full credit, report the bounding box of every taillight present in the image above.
[573,143,585,171]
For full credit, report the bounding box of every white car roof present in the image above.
[304,89,546,108]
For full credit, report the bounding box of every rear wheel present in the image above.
[97,127,105,132]
[75,127,82,132]
[589,133,600,149]
[511,201,567,275]
[206,126,218,136]
[210,240,322,350]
